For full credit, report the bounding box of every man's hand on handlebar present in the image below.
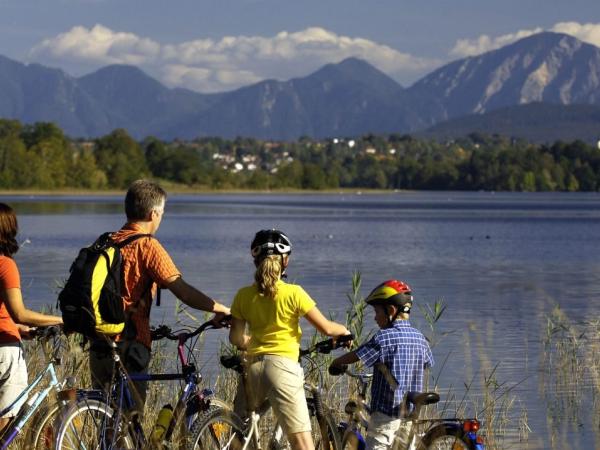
[211,312,232,328]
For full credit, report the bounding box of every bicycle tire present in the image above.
[55,398,135,450]
[341,429,364,450]
[272,398,341,450]
[24,401,62,449]
[312,407,341,450]
[187,404,248,450]
[416,424,475,450]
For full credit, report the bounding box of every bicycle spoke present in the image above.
[56,399,133,450]
[189,407,246,450]
[425,434,471,450]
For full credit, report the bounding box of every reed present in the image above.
[15,273,549,450]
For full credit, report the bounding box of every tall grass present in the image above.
[23,274,600,450]
[540,304,600,449]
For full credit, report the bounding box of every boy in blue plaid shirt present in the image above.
[330,280,434,450]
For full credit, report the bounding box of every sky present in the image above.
[2,0,600,93]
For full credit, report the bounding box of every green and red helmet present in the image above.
[365,279,413,312]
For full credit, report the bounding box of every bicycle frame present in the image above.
[0,327,70,449]
[63,320,220,448]
[331,368,485,450]
[338,370,371,450]
[220,334,353,450]
[0,362,61,448]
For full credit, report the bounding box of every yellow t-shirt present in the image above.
[231,280,316,360]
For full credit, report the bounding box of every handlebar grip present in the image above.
[328,365,348,376]
[219,314,232,327]
[150,325,173,340]
[336,334,354,346]
[31,325,61,339]
[220,355,243,373]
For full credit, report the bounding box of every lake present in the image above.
[5,191,600,449]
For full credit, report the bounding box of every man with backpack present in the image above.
[84,179,230,411]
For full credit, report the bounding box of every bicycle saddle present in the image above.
[406,391,440,407]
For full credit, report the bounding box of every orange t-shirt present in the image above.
[0,256,22,344]
[112,223,181,348]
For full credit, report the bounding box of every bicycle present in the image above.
[54,319,229,450]
[0,325,74,450]
[334,368,371,450]
[330,366,485,450]
[187,334,354,450]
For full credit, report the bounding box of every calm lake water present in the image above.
[5,191,600,449]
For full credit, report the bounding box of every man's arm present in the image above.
[165,276,230,314]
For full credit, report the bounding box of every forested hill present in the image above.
[420,103,600,144]
[1,119,599,192]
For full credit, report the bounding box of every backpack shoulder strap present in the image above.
[114,233,153,248]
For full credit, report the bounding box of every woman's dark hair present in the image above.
[0,203,19,257]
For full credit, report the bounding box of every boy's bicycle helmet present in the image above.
[365,279,413,314]
[250,229,292,260]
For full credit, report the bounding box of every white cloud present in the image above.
[450,22,600,58]
[552,22,600,47]
[32,24,160,65]
[29,25,440,93]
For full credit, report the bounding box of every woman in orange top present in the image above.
[0,203,62,430]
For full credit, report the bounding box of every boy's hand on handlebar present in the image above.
[328,363,348,376]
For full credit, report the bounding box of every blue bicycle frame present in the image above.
[0,327,68,449]
[60,321,221,449]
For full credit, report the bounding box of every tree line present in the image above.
[1,119,599,191]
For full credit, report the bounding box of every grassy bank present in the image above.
[16,274,528,450]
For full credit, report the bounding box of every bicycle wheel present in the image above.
[311,408,341,450]
[24,401,62,449]
[341,429,365,450]
[272,398,341,450]
[187,405,247,450]
[417,424,474,450]
[55,398,135,450]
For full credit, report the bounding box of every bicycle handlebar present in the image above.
[150,315,232,341]
[29,325,62,340]
[328,364,348,376]
[220,334,354,373]
[299,333,353,357]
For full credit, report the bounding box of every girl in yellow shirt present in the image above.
[230,229,350,450]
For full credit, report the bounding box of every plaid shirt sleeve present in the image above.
[355,335,381,368]
[425,343,434,368]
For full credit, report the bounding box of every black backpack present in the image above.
[58,232,151,337]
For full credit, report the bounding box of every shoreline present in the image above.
[0,187,409,196]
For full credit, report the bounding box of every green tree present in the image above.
[95,129,149,188]
[0,120,28,188]
[302,164,327,189]
[69,148,108,189]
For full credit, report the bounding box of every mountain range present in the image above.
[1,31,600,142]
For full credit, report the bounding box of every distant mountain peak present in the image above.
[410,31,600,118]
[304,57,403,94]
[81,64,158,83]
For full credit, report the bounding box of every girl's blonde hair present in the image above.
[255,255,285,298]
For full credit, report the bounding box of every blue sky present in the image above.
[2,0,599,92]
